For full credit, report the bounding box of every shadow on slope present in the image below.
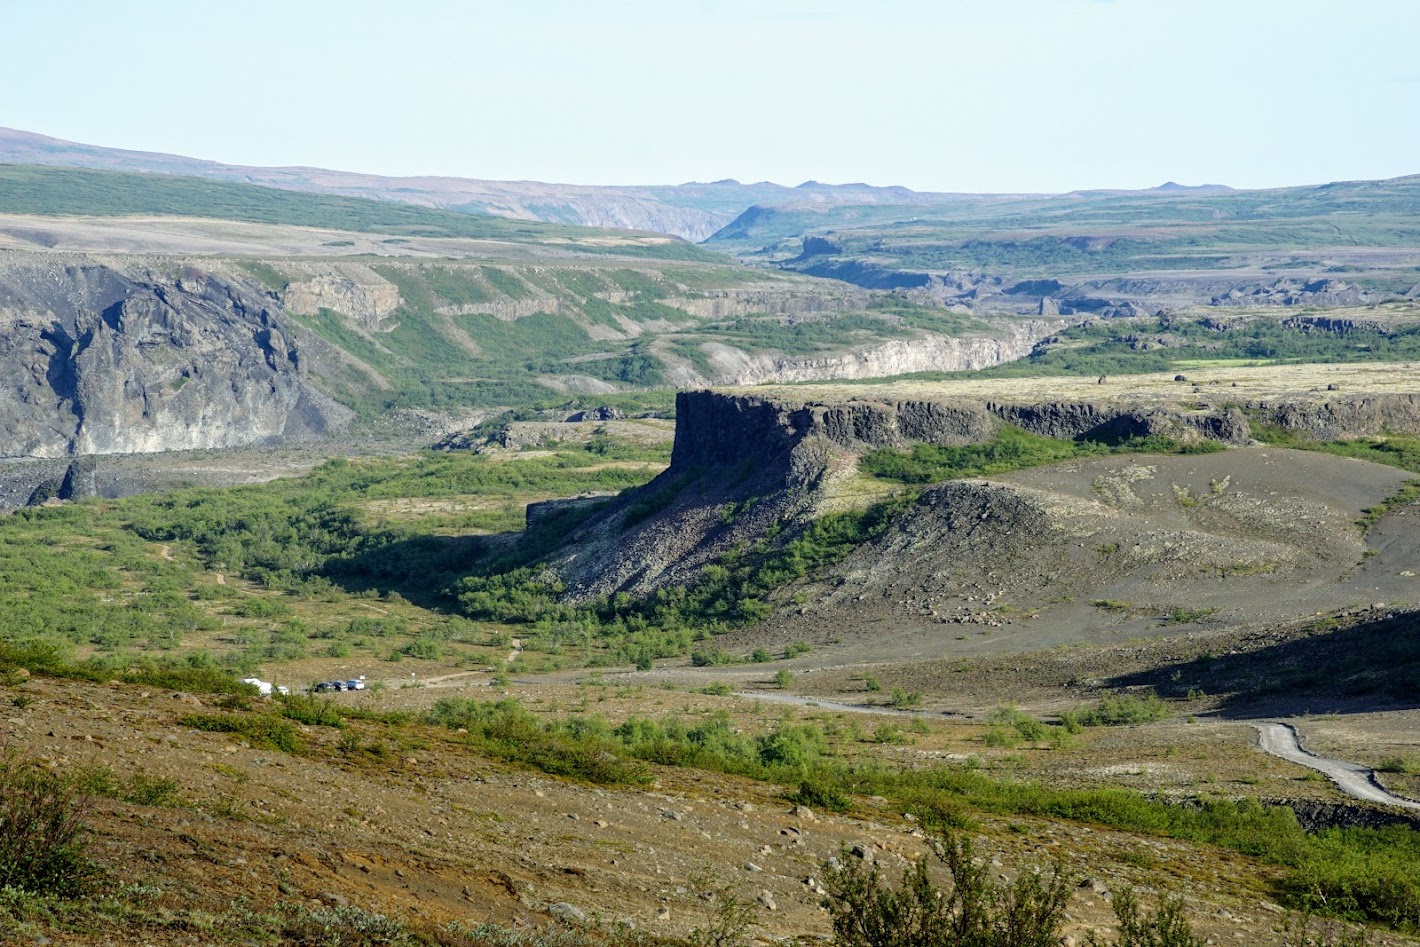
[1105,609,1420,718]
[321,533,490,609]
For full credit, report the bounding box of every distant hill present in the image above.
[0,163,712,261]
[0,127,988,241]
[704,171,1420,308]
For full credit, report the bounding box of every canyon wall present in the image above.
[0,255,342,459]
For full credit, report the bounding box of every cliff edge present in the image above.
[0,256,345,459]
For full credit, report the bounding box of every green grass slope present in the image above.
[708,174,1420,283]
[0,164,717,260]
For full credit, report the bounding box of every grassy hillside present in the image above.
[0,164,717,260]
[249,260,931,415]
[708,174,1420,287]
[0,437,669,681]
[824,308,1420,387]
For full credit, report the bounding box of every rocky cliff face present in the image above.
[658,288,872,320]
[1212,278,1375,308]
[281,264,401,331]
[0,255,342,459]
[547,370,1420,601]
[669,388,1256,463]
[686,319,1060,386]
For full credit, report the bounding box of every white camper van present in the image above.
[240,678,289,697]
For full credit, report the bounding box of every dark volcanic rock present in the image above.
[1247,394,1420,441]
[545,375,1420,606]
[59,456,98,500]
[0,257,344,458]
[1210,277,1374,308]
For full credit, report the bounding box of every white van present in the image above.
[241,678,289,697]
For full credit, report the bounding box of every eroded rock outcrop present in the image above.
[281,264,401,330]
[659,287,870,320]
[1212,278,1374,308]
[0,256,342,458]
[544,368,1420,602]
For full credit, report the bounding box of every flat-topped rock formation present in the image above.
[702,362,1420,454]
[549,363,1420,603]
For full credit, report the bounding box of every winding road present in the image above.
[743,698,1420,812]
[1254,722,1420,811]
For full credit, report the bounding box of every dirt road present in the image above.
[735,690,975,719]
[1255,722,1420,811]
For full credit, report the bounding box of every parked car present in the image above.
[346,678,366,691]
[313,681,335,693]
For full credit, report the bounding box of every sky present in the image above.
[4,0,1418,193]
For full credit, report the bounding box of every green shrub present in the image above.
[873,723,909,745]
[1102,887,1206,947]
[70,764,183,808]
[862,426,1094,485]
[427,698,650,786]
[272,901,412,945]
[824,829,1071,947]
[402,634,444,661]
[1281,826,1420,932]
[1069,693,1171,727]
[988,706,1051,742]
[982,727,1019,749]
[0,755,97,896]
[0,642,255,696]
[691,647,739,667]
[278,693,345,728]
[124,774,184,807]
[1163,606,1218,625]
[792,775,850,813]
[178,712,302,753]
[888,688,922,709]
[754,724,826,770]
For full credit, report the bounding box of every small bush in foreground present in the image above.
[278,693,345,728]
[273,902,411,945]
[824,829,1071,947]
[1092,887,1205,947]
[0,755,97,897]
[825,829,1210,947]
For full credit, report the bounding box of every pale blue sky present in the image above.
[5,0,1417,192]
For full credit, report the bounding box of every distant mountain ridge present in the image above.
[0,128,992,241]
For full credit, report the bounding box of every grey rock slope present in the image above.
[0,256,343,458]
[543,366,1420,608]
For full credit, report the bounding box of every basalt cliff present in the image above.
[542,364,1420,603]
[0,256,344,459]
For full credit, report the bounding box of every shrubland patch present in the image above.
[0,754,98,898]
[0,441,667,680]
[861,426,1224,486]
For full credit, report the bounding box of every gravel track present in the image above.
[1255,722,1420,811]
